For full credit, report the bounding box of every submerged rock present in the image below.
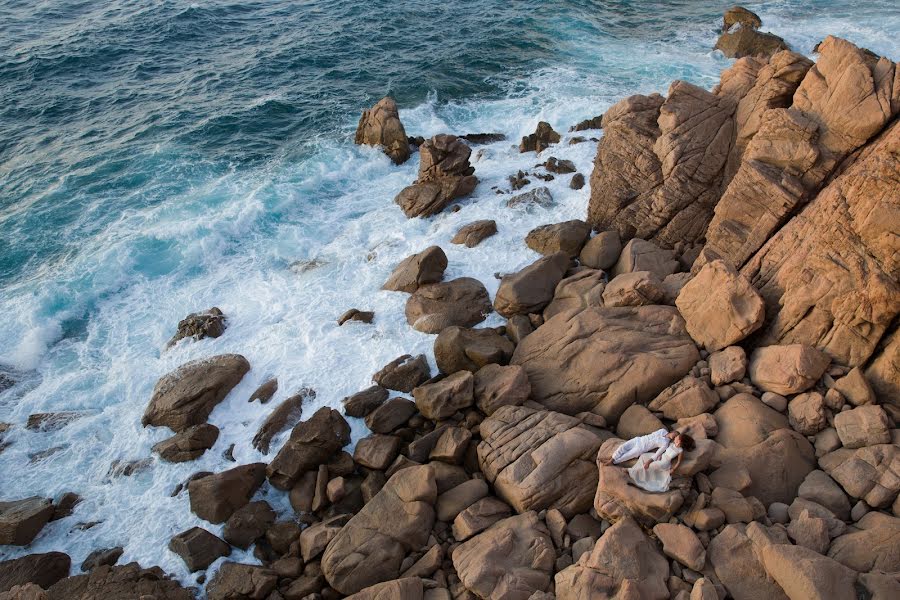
[0,497,54,546]
[520,121,561,153]
[167,307,226,348]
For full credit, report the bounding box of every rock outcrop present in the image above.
[405,278,492,333]
[395,135,477,218]
[355,97,410,164]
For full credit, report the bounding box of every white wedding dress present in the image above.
[627,444,683,493]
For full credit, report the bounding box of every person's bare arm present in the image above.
[672,452,682,473]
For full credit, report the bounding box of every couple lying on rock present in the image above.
[602,428,695,492]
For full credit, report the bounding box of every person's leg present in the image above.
[612,436,647,463]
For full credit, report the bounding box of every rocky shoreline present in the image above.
[2,7,899,600]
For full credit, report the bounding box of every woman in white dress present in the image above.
[627,437,687,493]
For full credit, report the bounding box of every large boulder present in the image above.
[206,562,278,600]
[715,27,789,59]
[473,364,530,416]
[395,177,477,218]
[405,278,492,333]
[0,498,54,546]
[382,246,447,293]
[579,230,622,270]
[168,527,231,572]
[866,327,900,415]
[648,376,719,420]
[555,517,669,600]
[707,524,789,600]
[520,122,560,153]
[0,553,70,592]
[395,134,478,218]
[748,344,829,395]
[819,444,899,508]
[355,97,410,165]
[412,371,474,420]
[266,407,351,489]
[525,220,591,257]
[542,269,607,320]
[601,271,665,307]
[252,390,312,454]
[451,220,497,248]
[612,239,679,279]
[188,463,266,524]
[434,326,514,374]
[593,463,684,526]
[44,563,193,600]
[153,423,220,462]
[142,354,250,433]
[828,511,900,572]
[452,511,555,599]
[832,404,891,448]
[418,134,476,181]
[761,543,857,600]
[321,465,436,595]
[478,406,605,518]
[675,260,764,350]
[714,394,816,505]
[345,579,424,600]
[373,354,431,392]
[494,253,569,317]
[511,306,699,421]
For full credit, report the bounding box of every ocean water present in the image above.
[1,0,898,589]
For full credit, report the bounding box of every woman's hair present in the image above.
[676,433,696,452]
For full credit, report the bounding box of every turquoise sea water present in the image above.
[1,0,898,588]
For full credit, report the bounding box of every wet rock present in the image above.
[525,220,591,258]
[520,121,560,153]
[169,527,231,572]
[748,344,830,395]
[382,246,448,293]
[45,563,193,600]
[494,252,569,317]
[248,378,277,404]
[365,397,417,434]
[542,156,576,174]
[153,423,220,462]
[571,114,603,131]
[266,407,351,489]
[569,172,585,189]
[405,278,492,334]
[0,498,54,546]
[25,412,83,432]
[167,307,226,348]
[506,186,555,209]
[453,511,555,599]
[512,305,699,421]
[252,389,313,454]
[80,547,124,572]
[342,385,389,418]
[461,132,506,145]
[578,230,622,270]
[413,371,474,420]
[355,97,410,164]
[0,552,70,592]
[419,134,476,181]
[675,259,764,351]
[479,405,605,517]
[373,354,431,392]
[338,308,375,325]
[395,178,477,218]
[722,6,762,32]
[321,465,436,595]
[395,135,478,218]
[555,517,669,600]
[142,354,250,433]
[206,562,278,600]
[451,220,497,248]
[188,463,266,523]
[434,326,514,374]
[223,501,276,549]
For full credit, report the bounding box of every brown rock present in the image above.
[506,186,555,209]
[707,524,789,600]
[478,405,604,518]
[223,501,276,549]
[542,269,607,320]
[511,305,699,421]
[365,397,417,434]
[25,412,83,432]
[722,6,762,32]
[338,308,374,325]
[555,517,669,600]
[342,385,389,418]
[373,354,431,392]
[715,28,789,59]
[299,514,350,562]
[761,543,856,600]
[833,367,876,406]
[266,407,351,489]
[820,444,899,508]
[434,326,514,374]
[579,230,621,270]
[430,427,471,464]
[413,371,474,420]
[451,220,497,248]
[494,252,570,317]
[833,404,891,448]
[787,510,831,554]
[653,523,706,571]
[453,512,555,599]
[711,487,765,523]
[419,134,476,181]
[0,552,70,592]
[748,344,829,395]
[525,220,591,257]
[798,470,851,520]
[382,246,448,293]
[520,122,560,153]
[866,327,900,414]
[355,97,410,165]
[353,434,401,470]
[648,376,719,420]
[709,346,747,386]
[827,511,900,572]
[395,177,477,218]
[206,562,278,600]
[248,378,277,404]
[594,464,684,526]
[570,172,585,190]
[253,389,313,454]
[80,547,123,572]
[436,479,488,522]
[153,423,220,462]
[613,239,679,279]
[543,156,577,174]
[615,405,664,439]
[188,463,266,523]
[788,391,828,435]
[142,354,250,433]
[452,497,513,541]
[602,271,665,307]
[473,364,530,416]
[345,578,424,600]
[46,563,193,600]
[0,498,54,546]
[675,260,764,351]
[167,307,226,348]
[405,278,492,333]
[168,527,231,572]
[321,465,436,595]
